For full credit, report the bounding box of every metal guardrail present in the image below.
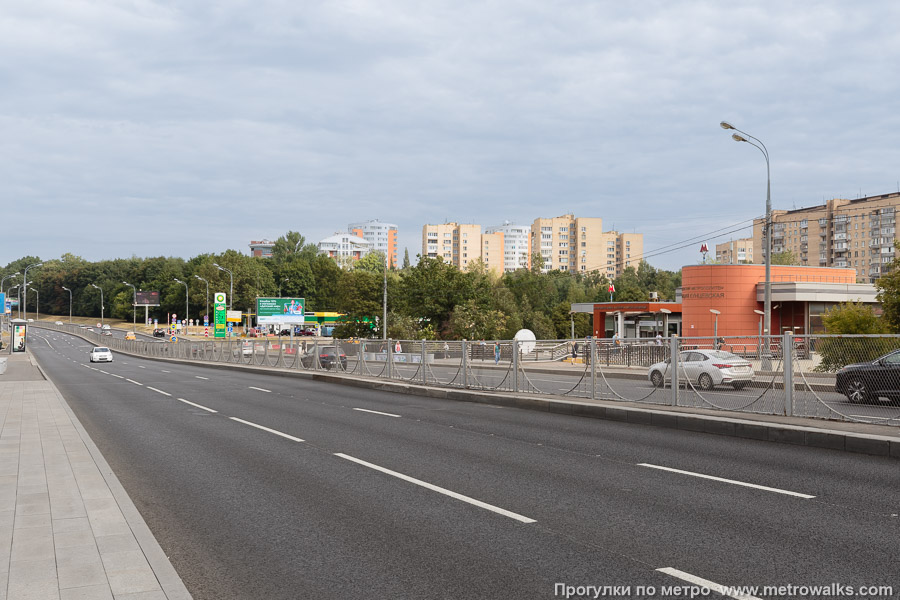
[36,324,900,428]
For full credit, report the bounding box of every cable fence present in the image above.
[36,324,900,428]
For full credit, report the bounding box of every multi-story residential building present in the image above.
[348,220,398,268]
[422,223,490,272]
[530,215,643,277]
[317,233,372,264]
[752,192,900,283]
[484,221,531,272]
[715,238,754,264]
[249,240,275,258]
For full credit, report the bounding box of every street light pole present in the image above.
[23,262,42,321]
[710,308,721,346]
[61,286,72,323]
[174,278,189,334]
[213,263,233,310]
[720,121,771,346]
[90,283,104,326]
[279,277,290,297]
[122,282,137,331]
[194,275,209,323]
[382,253,388,341]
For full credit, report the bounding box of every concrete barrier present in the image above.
[0,357,7,375]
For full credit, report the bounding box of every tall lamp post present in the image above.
[19,282,31,320]
[27,285,39,321]
[194,275,209,323]
[213,263,233,310]
[710,309,721,343]
[382,252,388,341]
[1,272,20,298]
[61,286,72,323]
[90,283,104,326]
[23,262,42,321]
[278,277,290,297]
[122,282,137,331]
[720,121,772,350]
[174,278,189,334]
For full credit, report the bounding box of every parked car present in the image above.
[301,346,347,370]
[648,350,754,390]
[279,329,292,337]
[835,349,900,404]
[55,321,64,325]
[298,328,316,336]
[124,331,136,341]
[89,347,113,363]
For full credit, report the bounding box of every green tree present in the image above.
[447,299,508,340]
[402,248,410,269]
[822,301,886,334]
[815,301,892,372]
[771,250,800,265]
[875,240,900,332]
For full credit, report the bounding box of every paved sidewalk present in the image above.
[0,351,191,600]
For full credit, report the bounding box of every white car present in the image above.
[102,324,111,331]
[90,347,113,363]
[55,321,64,326]
[648,350,754,390]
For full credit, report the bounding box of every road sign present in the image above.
[214,293,226,339]
[170,335,177,343]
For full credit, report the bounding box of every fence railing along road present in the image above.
[37,324,900,428]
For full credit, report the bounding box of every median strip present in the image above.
[638,464,815,499]
[334,453,536,524]
[229,417,303,442]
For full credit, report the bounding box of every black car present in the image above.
[301,346,347,370]
[152,328,166,338]
[835,350,900,404]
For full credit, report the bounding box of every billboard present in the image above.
[12,324,26,352]
[257,297,306,325]
[135,291,160,306]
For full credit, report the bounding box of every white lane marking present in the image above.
[98,370,109,374]
[147,387,172,397]
[352,407,401,418]
[177,398,217,413]
[110,374,124,379]
[125,379,143,386]
[335,453,536,524]
[138,365,146,369]
[195,376,209,380]
[248,386,271,393]
[229,417,303,442]
[638,464,815,499]
[161,370,170,373]
[657,568,763,600]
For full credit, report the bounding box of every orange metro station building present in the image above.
[573,264,878,339]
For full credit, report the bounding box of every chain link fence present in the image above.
[36,324,900,427]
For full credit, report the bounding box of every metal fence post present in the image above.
[670,335,679,407]
[590,337,596,400]
[421,340,427,385]
[313,339,319,371]
[783,330,793,417]
[461,340,468,389]
[512,340,519,393]
[387,339,393,379]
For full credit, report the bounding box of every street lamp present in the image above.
[90,283,104,326]
[720,121,772,349]
[279,277,290,297]
[194,275,209,323]
[1,272,20,297]
[174,278,189,334]
[659,308,672,337]
[710,308,721,342]
[122,282,137,331]
[27,285,39,321]
[213,263,233,310]
[61,286,72,323]
[23,262,42,321]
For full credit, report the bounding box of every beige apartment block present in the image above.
[531,215,642,278]
[752,191,900,283]
[422,222,504,274]
[716,238,754,264]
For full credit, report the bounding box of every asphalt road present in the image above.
[30,330,900,600]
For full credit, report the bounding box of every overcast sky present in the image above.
[3,1,900,272]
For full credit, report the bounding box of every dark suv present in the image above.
[301,346,347,370]
[835,349,900,404]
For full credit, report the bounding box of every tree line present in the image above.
[2,231,681,340]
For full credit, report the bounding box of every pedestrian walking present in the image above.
[494,341,501,364]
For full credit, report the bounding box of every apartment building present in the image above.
[530,214,643,277]
[249,240,275,258]
[484,221,531,272]
[422,223,503,273]
[752,192,900,283]
[348,220,398,268]
[317,233,372,263]
[715,238,754,264]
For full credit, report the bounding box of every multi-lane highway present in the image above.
[30,329,900,599]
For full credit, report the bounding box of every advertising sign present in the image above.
[135,291,161,306]
[226,310,242,323]
[0,293,4,313]
[214,292,227,339]
[12,324,26,352]
[256,298,306,325]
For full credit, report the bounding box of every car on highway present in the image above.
[152,329,166,337]
[649,349,754,390]
[102,330,113,336]
[835,349,900,404]
[301,346,347,370]
[89,347,113,363]
[102,324,111,331]
[55,321,64,326]
[124,331,136,341]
